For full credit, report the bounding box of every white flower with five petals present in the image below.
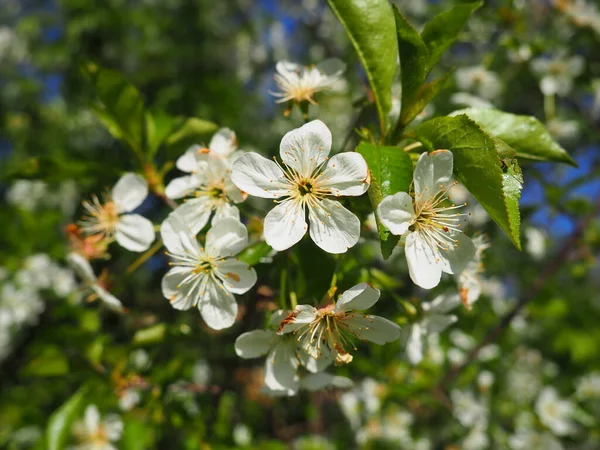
[79,173,155,252]
[231,120,370,253]
[72,405,123,450]
[165,128,246,235]
[235,310,330,394]
[271,59,345,105]
[377,150,476,289]
[160,216,257,330]
[277,283,400,365]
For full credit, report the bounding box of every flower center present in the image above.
[297,180,313,196]
[79,195,120,241]
[412,183,467,251]
[193,258,214,274]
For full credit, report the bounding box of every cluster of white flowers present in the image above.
[0,254,77,362]
[531,51,585,97]
[7,179,79,215]
[455,65,502,101]
[71,405,123,450]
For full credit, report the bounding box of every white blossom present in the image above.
[378,150,476,289]
[457,235,490,307]
[455,65,502,100]
[235,310,328,394]
[546,118,580,142]
[278,283,400,365]
[161,216,257,330]
[80,173,155,252]
[403,293,461,365]
[231,120,370,253]
[509,429,563,450]
[66,252,124,312]
[451,389,488,428]
[525,227,547,260]
[271,59,345,105]
[531,52,584,96]
[575,372,600,399]
[72,405,123,450]
[535,387,575,436]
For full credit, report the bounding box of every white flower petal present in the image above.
[299,348,332,373]
[235,330,276,358]
[209,128,238,157]
[300,372,334,391]
[264,200,307,251]
[377,192,415,236]
[308,198,360,254]
[84,405,100,434]
[413,150,453,205]
[264,341,299,391]
[335,282,380,312]
[171,197,213,236]
[66,252,96,283]
[160,215,200,257]
[165,175,199,199]
[161,267,199,310]
[405,231,443,289]
[424,293,461,314]
[279,120,331,175]
[91,285,124,312]
[112,173,148,213]
[198,278,238,330]
[438,232,476,275]
[205,217,248,257]
[176,145,209,172]
[424,313,457,333]
[212,203,240,225]
[344,314,401,345]
[224,178,246,204]
[316,152,370,196]
[215,259,257,294]
[277,305,317,334]
[231,153,290,199]
[316,58,346,79]
[405,324,425,365]
[115,214,155,252]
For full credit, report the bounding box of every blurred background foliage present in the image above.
[1,0,600,449]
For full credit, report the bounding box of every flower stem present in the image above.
[279,266,287,309]
[126,239,164,274]
[403,142,423,152]
[544,93,556,121]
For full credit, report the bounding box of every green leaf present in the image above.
[121,417,155,450]
[46,387,88,450]
[237,241,273,266]
[502,158,524,249]
[399,71,452,127]
[356,142,413,258]
[165,117,219,159]
[421,2,482,72]
[327,0,398,132]
[414,115,522,249]
[451,108,577,165]
[145,110,176,158]
[394,6,429,120]
[133,323,166,346]
[22,346,69,377]
[81,63,146,156]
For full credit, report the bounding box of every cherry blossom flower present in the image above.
[165,129,246,235]
[234,310,330,394]
[79,173,155,252]
[72,405,123,450]
[535,387,575,436]
[66,252,124,312]
[377,150,476,289]
[456,235,490,307]
[160,216,257,330]
[270,59,345,105]
[531,51,584,97]
[455,65,502,100]
[277,283,400,365]
[403,293,461,365]
[231,120,370,253]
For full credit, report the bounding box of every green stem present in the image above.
[544,93,556,121]
[126,239,164,274]
[279,266,288,310]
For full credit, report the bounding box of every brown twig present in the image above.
[434,197,600,402]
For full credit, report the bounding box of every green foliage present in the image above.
[237,241,273,266]
[327,0,398,132]
[81,63,146,158]
[45,387,88,450]
[164,117,219,160]
[414,115,523,249]
[356,142,413,258]
[420,2,482,73]
[453,108,577,165]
